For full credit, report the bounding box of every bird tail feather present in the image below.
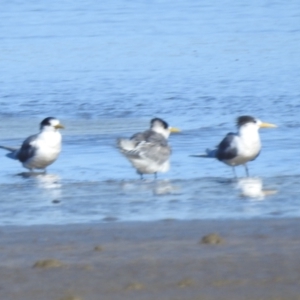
[0,145,18,160]
[6,152,18,160]
[117,138,136,151]
[0,145,18,152]
[190,148,217,158]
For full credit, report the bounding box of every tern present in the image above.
[191,116,277,177]
[117,118,180,179]
[0,117,64,172]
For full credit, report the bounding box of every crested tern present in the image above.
[117,118,180,179]
[0,117,64,172]
[191,116,276,177]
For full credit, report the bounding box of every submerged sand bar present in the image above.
[1,218,300,300]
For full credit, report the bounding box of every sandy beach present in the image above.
[1,218,300,300]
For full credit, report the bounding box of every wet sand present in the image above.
[1,219,300,300]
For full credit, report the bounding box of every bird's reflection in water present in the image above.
[35,173,61,189]
[121,179,179,196]
[35,173,62,200]
[17,171,47,178]
[236,177,277,200]
[16,171,62,200]
[153,180,180,195]
[17,172,62,200]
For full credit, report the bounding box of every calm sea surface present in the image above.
[0,0,300,225]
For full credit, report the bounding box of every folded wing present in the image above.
[118,130,171,164]
[16,134,38,163]
[216,133,238,161]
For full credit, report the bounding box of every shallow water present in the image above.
[0,0,300,225]
[0,174,297,225]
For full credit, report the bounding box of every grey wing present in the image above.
[136,132,171,163]
[130,130,152,142]
[137,141,171,164]
[216,133,238,161]
[17,134,38,163]
[120,131,171,164]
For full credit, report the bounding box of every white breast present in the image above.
[24,131,62,170]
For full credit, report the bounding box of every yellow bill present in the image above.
[169,127,181,133]
[54,124,65,129]
[260,122,277,128]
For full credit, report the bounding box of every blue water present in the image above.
[0,0,300,225]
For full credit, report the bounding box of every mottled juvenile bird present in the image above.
[0,117,64,172]
[190,116,276,177]
[117,118,180,179]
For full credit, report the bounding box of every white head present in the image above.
[237,115,276,133]
[150,118,180,139]
[150,118,171,139]
[40,117,64,132]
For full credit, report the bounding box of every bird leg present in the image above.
[232,167,237,178]
[244,164,249,177]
